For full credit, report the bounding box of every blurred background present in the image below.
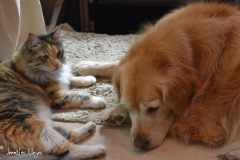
[41,0,238,35]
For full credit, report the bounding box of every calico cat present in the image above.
[0,27,106,159]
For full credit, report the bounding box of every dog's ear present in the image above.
[159,65,200,116]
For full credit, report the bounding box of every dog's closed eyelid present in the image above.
[148,100,161,108]
[147,106,159,113]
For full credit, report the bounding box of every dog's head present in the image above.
[113,29,200,149]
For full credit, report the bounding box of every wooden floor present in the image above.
[55,121,221,160]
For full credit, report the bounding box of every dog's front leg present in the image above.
[72,61,119,78]
[102,104,130,126]
[169,116,226,148]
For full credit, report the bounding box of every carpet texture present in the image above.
[52,24,139,124]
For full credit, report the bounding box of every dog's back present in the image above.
[161,2,240,156]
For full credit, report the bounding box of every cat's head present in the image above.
[14,27,71,84]
[26,27,65,73]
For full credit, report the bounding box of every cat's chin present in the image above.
[44,68,61,73]
[49,65,63,73]
[50,69,60,73]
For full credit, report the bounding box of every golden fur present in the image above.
[96,2,240,159]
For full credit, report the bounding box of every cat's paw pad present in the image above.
[69,122,97,143]
[85,121,96,134]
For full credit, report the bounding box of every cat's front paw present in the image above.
[84,76,96,86]
[82,96,107,109]
[71,76,96,87]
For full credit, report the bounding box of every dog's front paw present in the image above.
[218,154,239,160]
[218,149,240,160]
[169,121,192,145]
[102,104,130,126]
[170,118,225,147]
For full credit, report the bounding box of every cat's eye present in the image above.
[42,55,49,60]
[57,50,64,58]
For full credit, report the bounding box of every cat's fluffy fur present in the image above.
[0,27,106,159]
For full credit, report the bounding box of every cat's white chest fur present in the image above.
[57,63,73,91]
[42,63,73,91]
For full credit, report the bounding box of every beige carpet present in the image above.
[51,24,139,124]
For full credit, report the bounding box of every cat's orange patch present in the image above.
[0,116,45,154]
[45,43,60,69]
[46,43,58,54]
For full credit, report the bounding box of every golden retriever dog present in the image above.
[74,2,240,159]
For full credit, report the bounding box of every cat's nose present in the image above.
[54,64,59,70]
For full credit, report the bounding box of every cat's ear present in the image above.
[51,26,61,41]
[27,33,41,50]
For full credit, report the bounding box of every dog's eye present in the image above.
[147,107,159,113]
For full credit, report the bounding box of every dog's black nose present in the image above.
[134,139,149,149]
